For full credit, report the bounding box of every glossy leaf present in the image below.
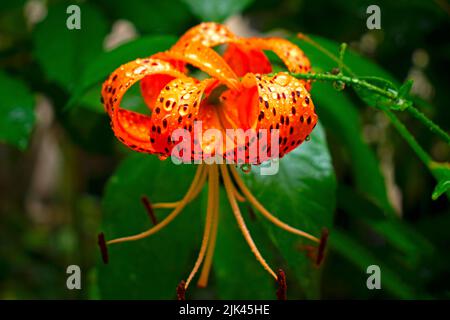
[213,189,276,299]
[240,122,336,298]
[98,154,202,299]
[291,35,397,216]
[33,3,109,91]
[0,72,35,150]
[66,35,177,110]
[314,83,395,217]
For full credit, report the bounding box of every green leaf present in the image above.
[213,189,275,299]
[66,35,177,110]
[337,185,435,268]
[293,35,394,80]
[0,72,35,150]
[101,0,193,34]
[430,161,450,200]
[354,77,412,111]
[182,0,254,22]
[313,83,396,217]
[291,36,396,217]
[330,229,424,299]
[240,122,336,298]
[33,3,109,91]
[398,80,414,98]
[98,154,202,299]
[354,76,397,108]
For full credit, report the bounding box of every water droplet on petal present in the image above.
[274,74,288,86]
[134,66,147,75]
[179,105,188,116]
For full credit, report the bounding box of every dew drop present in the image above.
[240,163,252,174]
[305,135,311,141]
[274,74,288,86]
[158,154,169,161]
[179,105,188,116]
[134,66,147,75]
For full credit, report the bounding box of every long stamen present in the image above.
[185,165,218,289]
[106,165,205,245]
[151,202,179,209]
[220,164,277,279]
[186,167,208,201]
[141,196,158,225]
[197,167,220,288]
[151,168,208,209]
[229,165,319,243]
[233,186,246,202]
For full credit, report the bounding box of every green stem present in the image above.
[406,106,449,145]
[283,72,450,144]
[383,110,431,167]
[297,34,353,75]
[280,71,435,166]
[289,72,397,99]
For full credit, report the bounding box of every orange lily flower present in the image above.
[99,22,327,299]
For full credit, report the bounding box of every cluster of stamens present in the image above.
[98,164,328,299]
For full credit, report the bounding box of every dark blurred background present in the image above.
[0,0,449,299]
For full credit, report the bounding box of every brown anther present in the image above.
[141,195,158,225]
[316,228,329,266]
[177,280,186,300]
[97,232,109,264]
[276,269,287,300]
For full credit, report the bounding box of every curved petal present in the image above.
[220,72,317,163]
[149,77,217,158]
[246,37,311,73]
[101,58,186,154]
[140,74,177,112]
[172,22,236,51]
[163,43,240,90]
[251,72,317,159]
[150,52,188,73]
[223,43,272,77]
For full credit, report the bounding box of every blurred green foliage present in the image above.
[0,0,448,299]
